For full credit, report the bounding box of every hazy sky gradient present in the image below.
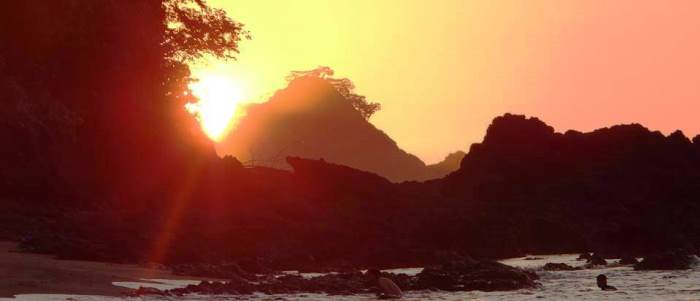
[194,0,700,163]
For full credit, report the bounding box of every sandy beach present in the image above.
[0,241,204,298]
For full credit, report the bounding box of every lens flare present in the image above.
[186,74,245,141]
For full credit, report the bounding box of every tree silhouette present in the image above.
[287,66,381,119]
[0,0,249,199]
[163,0,249,62]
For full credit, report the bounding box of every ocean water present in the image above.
[2,254,699,301]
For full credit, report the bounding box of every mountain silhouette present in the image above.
[441,113,700,255]
[217,75,462,182]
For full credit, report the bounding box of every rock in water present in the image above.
[634,252,693,270]
[618,256,639,265]
[128,286,167,296]
[543,263,579,271]
[588,253,607,265]
[415,259,538,291]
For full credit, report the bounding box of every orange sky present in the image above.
[192,0,700,164]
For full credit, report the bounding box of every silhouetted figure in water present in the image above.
[367,269,403,299]
[597,274,617,291]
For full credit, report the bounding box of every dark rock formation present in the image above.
[129,287,167,297]
[443,113,700,257]
[634,251,694,270]
[588,254,607,266]
[6,104,700,272]
[131,259,537,297]
[618,256,639,265]
[13,113,700,269]
[543,263,579,271]
[414,259,538,291]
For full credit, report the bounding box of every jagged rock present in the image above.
[128,286,167,296]
[618,256,639,265]
[634,252,693,270]
[588,253,607,266]
[543,263,579,271]
[11,112,700,273]
[443,114,700,257]
[414,260,538,291]
[158,260,537,296]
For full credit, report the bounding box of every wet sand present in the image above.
[0,241,199,298]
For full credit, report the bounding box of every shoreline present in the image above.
[0,241,212,298]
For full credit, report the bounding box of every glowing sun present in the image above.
[186,74,245,141]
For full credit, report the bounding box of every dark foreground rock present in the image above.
[587,253,607,266]
[543,263,580,271]
[129,259,538,297]
[129,287,167,296]
[634,252,694,270]
[414,259,538,292]
[618,256,639,265]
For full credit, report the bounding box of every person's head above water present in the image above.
[596,274,607,288]
[597,274,617,291]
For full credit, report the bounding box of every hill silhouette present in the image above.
[10,111,700,268]
[217,74,463,182]
[441,113,700,255]
[426,151,466,180]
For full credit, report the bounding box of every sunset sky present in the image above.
[191,0,700,164]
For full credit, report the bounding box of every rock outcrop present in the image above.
[130,259,538,297]
[9,113,700,272]
[588,254,607,266]
[543,263,579,271]
[618,256,639,265]
[443,113,700,257]
[634,251,694,270]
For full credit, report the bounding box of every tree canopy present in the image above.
[287,66,381,120]
[164,0,249,62]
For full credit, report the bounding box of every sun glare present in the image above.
[186,74,245,141]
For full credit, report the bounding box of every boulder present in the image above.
[634,252,693,270]
[543,263,579,271]
[618,256,639,265]
[150,259,538,296]
[587,253,607,265]
[128,286,167,296]
[415,259,538,291]
[577,253,592,261]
